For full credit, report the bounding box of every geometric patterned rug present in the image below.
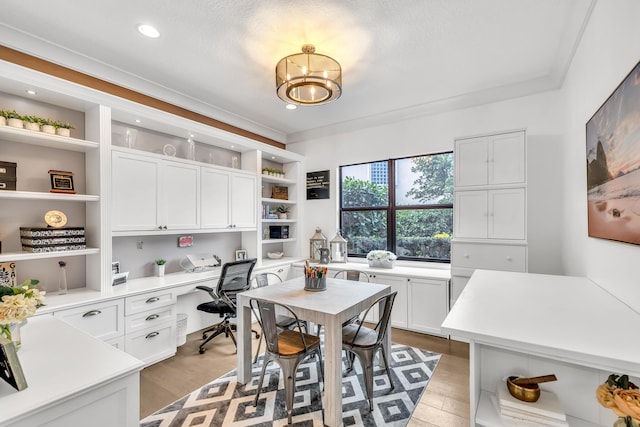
[140,344,440,427]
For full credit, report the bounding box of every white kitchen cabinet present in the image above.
[112,150,199,232]
[454,188,526,240]
[407,277,448,337]
[201,166,256,230]
[53,299,125,342]
[369,273,407,329]
[455,131,525,187]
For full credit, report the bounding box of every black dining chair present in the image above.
[195,258,257,354]
[342,291,397,411]
[250,298,323,424]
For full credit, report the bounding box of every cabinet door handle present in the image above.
[146,314,160,321]
[146,297,160,303]
[145,332,160,339]
[277,268,284,273]
[506,256,513,261]
[157,225,163,230]
[82,310,102,317]
[163,225,168,230]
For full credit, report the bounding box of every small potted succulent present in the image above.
[276,205,290,219]
[41,118,56,134]
[54,120,75,137]
[4,110,23,128]
[22,115,42,132]
[155,259,166,277]
[0,109,9,126]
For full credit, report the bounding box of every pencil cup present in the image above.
[304,277,327,291]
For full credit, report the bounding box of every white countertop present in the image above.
[291,260,451,280]
[0,316,144,425]
[441,269,640,376]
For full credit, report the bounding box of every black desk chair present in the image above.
[196,258,257,354]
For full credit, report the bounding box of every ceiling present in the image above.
[0,0,595,145]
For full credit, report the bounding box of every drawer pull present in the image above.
[82,310,102,317]
[145,314,160,321]
[145,332,160,339]
[146,297,160,303]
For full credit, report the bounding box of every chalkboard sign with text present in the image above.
[307,170,330,200]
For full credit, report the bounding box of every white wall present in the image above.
[559,0,640,311]
[289,90,565,274]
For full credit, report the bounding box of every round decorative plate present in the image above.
[45,210,67,228]
[163,144,177,156]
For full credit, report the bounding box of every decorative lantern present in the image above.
[330,230,348,263]
[309,227,327,262]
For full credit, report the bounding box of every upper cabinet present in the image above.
[201,166,256,230]
[455,132,526,188]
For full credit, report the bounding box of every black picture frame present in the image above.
[0,336,28,391]
[48,169,76,194]
[586,60,640,245]
[306,170,330,200]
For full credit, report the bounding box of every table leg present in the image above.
[237,302,252,384]
[323,316,343,427]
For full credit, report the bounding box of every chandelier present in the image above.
[275,44,342,106]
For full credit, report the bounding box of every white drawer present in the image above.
[125,289,175,315]
[53,299,124,341]
[452,243,526,272]
[124,321,176,365]
[125,305,176,334]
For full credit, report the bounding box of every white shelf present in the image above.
[476,391,599,427]
[261,174,296,185]
[262,218,297,223]
[261,238,296,244]
[0,190,99,202]
[0,125,99,152]
[0,248,100,262]
[262,197,296,205]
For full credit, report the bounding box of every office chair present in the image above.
[251,272,308,363]
[250,298,323,424]
[195,258,257,354]
[342,291,397,411]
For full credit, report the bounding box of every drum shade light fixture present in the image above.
[276,44,342,106]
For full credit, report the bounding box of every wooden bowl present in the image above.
[506,376,540,402]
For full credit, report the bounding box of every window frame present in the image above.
[339,151,453,263]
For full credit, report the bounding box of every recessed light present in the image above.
[285,104,297,110]
[135,119,141,123]
[271,156,276,160]
[25,90,37,95]
[138,24,160,38]
[189,133,195,138]
[230,145,235,149]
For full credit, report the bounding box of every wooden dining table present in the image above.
[237,276,391,427]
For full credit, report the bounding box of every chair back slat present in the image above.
[217,259,256,311]
[252,300,280,353]
[334,270,369,282]
[375,292,397,345]
[252,272,282,289]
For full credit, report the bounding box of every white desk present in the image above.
[0,316,144,427]
[441,269,640,426]
[237,277,391,427]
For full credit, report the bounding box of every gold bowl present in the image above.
[506,376,540,402]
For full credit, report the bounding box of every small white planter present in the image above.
[42,124,56,134]
[278,213,288,220]
[7,118,23,128]
[156,264,165,277]
[0,117,6,126]
[56,128,71,137]
[24,122,40,131]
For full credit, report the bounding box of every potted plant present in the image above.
[155,259,166,277]
[4,110,23,129]
[366,250,397,269]
[41,118,56,134]
[54,120,75,137]
[276,205,290,219]
[0,109,10,126]
[22,115,42,132]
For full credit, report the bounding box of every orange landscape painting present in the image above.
[586,60,640,245]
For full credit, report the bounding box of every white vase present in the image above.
[157,264,165,277]
[56,128,71,137]
[42,124,56,134]
[25,122,40,131]
[7,118,23,128]
[1,320,27,350]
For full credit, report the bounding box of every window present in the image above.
[339,152,453,262]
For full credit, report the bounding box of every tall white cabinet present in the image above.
[451,130,527,307]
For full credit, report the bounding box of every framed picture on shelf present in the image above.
[235,249,247,261]
[48,169,76,194]
[0,336,28,391]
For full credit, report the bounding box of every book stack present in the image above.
[20,227,86,253]
[493,385,569,426]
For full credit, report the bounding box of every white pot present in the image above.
[278,213,288,219]
[156,264,165,277]
[25,122,40,131]
[7,118,23,128]
[56,128,71,137]
[42,124,56,134]
[0,117,6,126]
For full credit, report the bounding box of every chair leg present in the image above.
[199,323,226,354]
[379,346,394,391]
[351,348,375,411]
[254,329,263,363]
[253,356,272,406]
[278,357,304,425]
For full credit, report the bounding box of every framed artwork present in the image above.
[0,336,28,391]
[48,169,75,194]
[235,249,247,261]
[306,170,330,200]
[586,60,640,245]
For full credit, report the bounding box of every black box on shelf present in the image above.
[0,161,17,191]
[20,227,85,238]
[269,225,289,239]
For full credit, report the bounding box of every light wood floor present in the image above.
[140,326,470,426]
